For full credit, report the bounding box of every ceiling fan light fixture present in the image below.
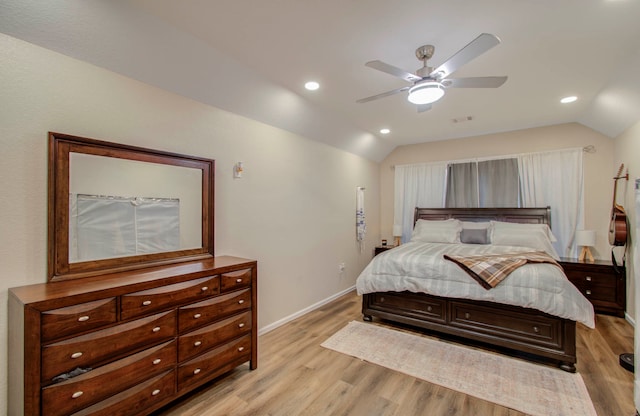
[407,81,445,105]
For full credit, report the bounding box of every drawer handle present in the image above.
[533,326,540,333]
[427,306,433,312]
[236,278,243,283]
[71,391,83,399]
[194,313,202,319]
[152,389,161,396]
[238,300,245,305]
[586,289,592,295]
[380,297,385,302]
[142,300,152,306]
[77,315,90,322]
[193,368,201,375]
[71,352,83,359]
[464,313,470,319]
[194,341,202,347]
[238,323,245,328]
[238,346,245,352]
[201,286,208,292]
[152,326,161,333]
[153,359,162,365]
[585,276,592,281]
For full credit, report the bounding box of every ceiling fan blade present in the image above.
[356,86,410,103]
[365,60,423,83]
[443,76,508,88]
[430,33,501,79]
[417,104,432,113]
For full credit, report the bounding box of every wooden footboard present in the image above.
[362,291,577,372]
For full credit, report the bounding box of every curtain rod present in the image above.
[390,145,596,169]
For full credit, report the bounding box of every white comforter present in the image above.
[356,241,595,328]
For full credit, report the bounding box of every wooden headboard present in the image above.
[414,207,551,226]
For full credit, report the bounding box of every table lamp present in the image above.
[393,225,402,246]
[576,230,596,263]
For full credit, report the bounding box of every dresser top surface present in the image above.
[9,255,256,307]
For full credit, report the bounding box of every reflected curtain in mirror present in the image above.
[71,195,180,262]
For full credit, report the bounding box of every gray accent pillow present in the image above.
[460,228,489,244]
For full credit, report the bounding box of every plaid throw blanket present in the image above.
[443,251,562,290]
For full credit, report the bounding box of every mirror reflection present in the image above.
[69,153,203,262]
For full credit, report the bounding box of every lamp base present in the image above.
[578,246,594,263]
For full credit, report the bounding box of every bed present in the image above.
[357,207,595,372]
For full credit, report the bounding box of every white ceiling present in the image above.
[2,0,640,161]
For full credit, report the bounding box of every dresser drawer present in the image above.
[564,269,617,288]
[178,335,251,392]
[42,341,176,416]
[368,291,446,323]
[42,311,176,383]
[449,301,562,349]
[220,269,252,292]
[69,370,176,416]
[178,289,251,333]
[41,298,117,343]
[121,275,219,320]
[570,281,617,303]
[179,311,252,362]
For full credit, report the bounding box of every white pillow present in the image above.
[411,219,462,244]
[490,221,557,242]
[491,228,560,259]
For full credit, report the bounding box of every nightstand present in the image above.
[559,257,626,317]
[374,245,396,256]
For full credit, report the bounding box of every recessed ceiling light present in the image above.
[379,128,391,135]
[560,96,578,104]
[305,81,320,91]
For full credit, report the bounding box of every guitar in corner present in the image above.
[609,164,629,246]
[608,164,628,273]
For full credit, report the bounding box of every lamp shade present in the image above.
[407,81,445,105]
[575,230,596,247]
[393,225,403,237]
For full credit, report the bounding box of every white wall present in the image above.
[612,120,640,411]
[0,33,380,412]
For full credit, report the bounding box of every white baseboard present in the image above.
[626,311,636,327]
[258,286,355,336]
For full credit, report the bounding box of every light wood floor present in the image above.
[156,291,635,416]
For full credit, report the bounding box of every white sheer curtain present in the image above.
[394,162,448,243]
[518,148,583,257]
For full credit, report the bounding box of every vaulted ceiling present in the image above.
[2,0,640,161]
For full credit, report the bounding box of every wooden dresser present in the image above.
[8,256,257,416]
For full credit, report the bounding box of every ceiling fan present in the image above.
[357,33,508,112]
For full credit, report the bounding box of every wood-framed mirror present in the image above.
[48,132,214,281]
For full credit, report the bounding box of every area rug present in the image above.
[321,321,597,416]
